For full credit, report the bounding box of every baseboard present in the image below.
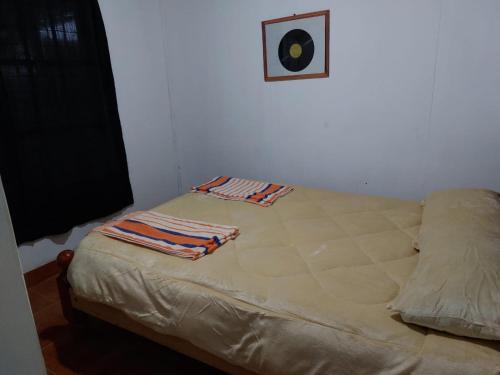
[24,260,59,287]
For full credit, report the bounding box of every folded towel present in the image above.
[192,176,294,207]
[93,211,239,260]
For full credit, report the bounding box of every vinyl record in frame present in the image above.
[262,10,329,81]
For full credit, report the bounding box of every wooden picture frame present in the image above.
[262,10,330,82]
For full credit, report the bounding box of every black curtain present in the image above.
[0,0,133,243]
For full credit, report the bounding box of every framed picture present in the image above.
[261,10,330,82]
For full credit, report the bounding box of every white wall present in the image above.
[423,0,500,192]
[0,178,45,375]
[162,0,500,199]
[19,0,500,271]
[19,0,180,272]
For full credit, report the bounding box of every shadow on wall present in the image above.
[20,208,128,248]
[18,206,132,273]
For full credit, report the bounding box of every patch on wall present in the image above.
[262,10,330,81]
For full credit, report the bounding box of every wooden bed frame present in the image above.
[56,250,255,375]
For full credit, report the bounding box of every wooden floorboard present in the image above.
[24,260,59,288]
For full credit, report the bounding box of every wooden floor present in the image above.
[28,274,225,374]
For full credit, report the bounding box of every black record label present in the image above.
[278,29,315,72]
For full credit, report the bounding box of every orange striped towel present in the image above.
[192,176,294,207]
[93,211,239,260]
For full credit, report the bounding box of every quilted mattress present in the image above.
[68,186,500,374]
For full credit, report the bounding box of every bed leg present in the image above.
[56,249,86,327]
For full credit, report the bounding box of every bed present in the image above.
[58,186,500,374]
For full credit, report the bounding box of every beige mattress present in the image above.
[68,186,500,375]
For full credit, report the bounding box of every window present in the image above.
[0,0,133,243]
